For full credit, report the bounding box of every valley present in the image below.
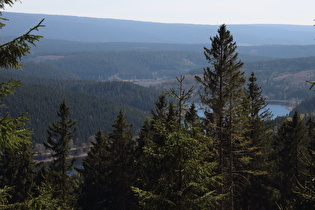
[2,12,315,145]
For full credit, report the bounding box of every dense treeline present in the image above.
[0,70,162,144]
[0,82,149,144]
[11,61,80,80]
[40,51,206,80]
[1,4,315,209]
[0,69,162,111]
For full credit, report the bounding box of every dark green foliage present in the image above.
[184,102,205,139]
[0,69,161,112]
[44,100,77,206]
[293,118,315,208]
[78,130,111,210]
[236,72,274,209]
[134,92,222,209]
[106,110,137,210]
[0,17,44,69]
[79,110,137,210]
[0,82,149,144]
[0,80,32,151]
[0,143,38,204]
[247,72,271,121]
[61,80,160,112]
[273,111,309,208]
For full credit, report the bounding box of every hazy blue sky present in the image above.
[4,0,315,25]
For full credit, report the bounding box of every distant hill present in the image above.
[3,51,315,102]
[20,39,315,61]
[2,12,315,45]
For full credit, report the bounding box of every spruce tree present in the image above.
[246,72,272,139]
[78,129,112,210]
[274,111,309,208]
[107,110,136,210]
[44,99,77,206]
[294,117,315,208]
[79,110,136,210]
[237,71,274,209]
[195,24,248,210]
[134,88,222,209]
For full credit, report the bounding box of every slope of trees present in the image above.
[40,51,205,80]
[0,83,148,144]
[0,68,162,111]
[291,96,315,116]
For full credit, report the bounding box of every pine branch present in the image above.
[0,18,45,69]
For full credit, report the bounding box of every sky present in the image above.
[3,0,315,25]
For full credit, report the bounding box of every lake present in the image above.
[267,104,291,118]
[195,103,290,119]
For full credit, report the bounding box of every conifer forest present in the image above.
[1,1,315,209]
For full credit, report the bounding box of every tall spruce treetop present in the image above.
[196,24,247,210]
[196,24,244,117]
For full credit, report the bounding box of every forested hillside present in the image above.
[41,51,206,80]
[183,56,315,101]
[0,67,162,145]
[0,68,161,110]
[2,46,315,103]
[0,82,150,144]
[290,95,315,115]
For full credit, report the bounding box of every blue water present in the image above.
[267,104,291,118]
[195,103,290,119]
